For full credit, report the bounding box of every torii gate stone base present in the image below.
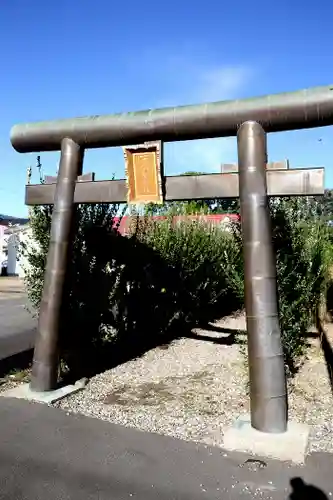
[4,84,333,464]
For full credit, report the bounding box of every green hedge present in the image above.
[270,198,332,374]
[22,197,332,378]
[133,216,244,326]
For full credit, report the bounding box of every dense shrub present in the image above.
[22,203,122,376]
[270,197,333,374]
[21,205,53,314]
[22,196,332,379]
[226,197,332,375]
[133,217,244,326]
[22,204,243,378]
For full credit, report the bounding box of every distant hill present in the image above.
[0,214,29,226]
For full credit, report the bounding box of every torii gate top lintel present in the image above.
[10,84,333,153]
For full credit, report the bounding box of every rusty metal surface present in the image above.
[44,172,95,184]
[30,138,84,392]
[238,121,287,433]
[268,160,290,170]
[266,167,324,195]
[25,168,325,205]
[221,160,289,173]
[11,85,333,152]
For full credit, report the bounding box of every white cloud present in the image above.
[197,66,251,102]
[152,58,253,174]
[165,137,236,174]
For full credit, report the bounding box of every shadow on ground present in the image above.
[289,477,328,499]
[0,349,33,384]
[57,225,243,383]
[186,326,246,346]
[185,321,324,347]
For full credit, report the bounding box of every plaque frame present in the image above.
[123,141,164,205]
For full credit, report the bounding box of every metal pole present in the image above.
[237,121,287,433]
[30,138,84,392]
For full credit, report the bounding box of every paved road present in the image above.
[0,291,36,360]
[0,398,332,500]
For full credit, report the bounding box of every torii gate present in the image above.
[10,85,331,437]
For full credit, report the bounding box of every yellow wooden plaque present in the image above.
[123,141,164,205]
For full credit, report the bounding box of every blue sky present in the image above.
[1,0,333,216]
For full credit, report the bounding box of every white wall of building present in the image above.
[0,225,7,270]
[7,234,19,275]
[0,225,38,277]
[18,226,39,278]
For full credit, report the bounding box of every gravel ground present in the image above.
[53,314,333,455]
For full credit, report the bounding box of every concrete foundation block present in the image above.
[223,414,309,464]
[0,379,87,404]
